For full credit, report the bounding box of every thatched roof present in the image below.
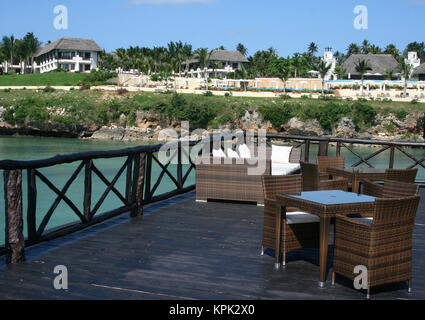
[35,38,102,57]
[183,50,249,65]
[342,54,399,76]
[414,62,425,75]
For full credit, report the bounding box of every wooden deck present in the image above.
[0,189,424,300]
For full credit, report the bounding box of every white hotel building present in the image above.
[33,38,102,74]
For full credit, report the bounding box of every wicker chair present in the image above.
[384,168,418,183]
[317,156,345,180]
[363,179,420,198]
[300,161,349,191]
[261,174,320,266]
[332,196,421,299]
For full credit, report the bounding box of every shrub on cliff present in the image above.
[316,103,351,131]
[351,102,376,128]
[259,104,294,128]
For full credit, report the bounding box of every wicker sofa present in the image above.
[196,147,301,205]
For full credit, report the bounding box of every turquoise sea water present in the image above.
[0,136,424,246]
[0,136,196,246]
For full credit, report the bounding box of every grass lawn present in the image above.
[0,72,92,86]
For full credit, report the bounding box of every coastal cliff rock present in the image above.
[285,117,325,136]
[334,117,357,138]
[1,104,424,142]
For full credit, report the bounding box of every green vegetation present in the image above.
[0,90,423,133]
[0,70,117,87]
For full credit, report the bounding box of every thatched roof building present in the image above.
[342,54,399,80]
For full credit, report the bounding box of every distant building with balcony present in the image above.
[33,38,102,74]
[182,50,249,79]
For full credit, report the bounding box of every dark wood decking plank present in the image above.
[0,189,424,300]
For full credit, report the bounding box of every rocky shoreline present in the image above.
[1,108,424,143]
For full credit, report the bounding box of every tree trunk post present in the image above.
[131,153,146,217]
[4,170,25,264]
[318,140,329,157]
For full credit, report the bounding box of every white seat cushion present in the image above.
[238,144,251,159]
[226,148,240,158]
[286,212,320,225]
[272,163,301,175]
[272,145,293,164]
[212,149,226,158]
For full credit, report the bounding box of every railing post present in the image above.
[144,152,153,202]
[389,146,395,169]
[318,140,329,156]
[131,152,146,217]
[4,170,25,264]
[177,143,183,189]
[83,160,92,222]
[27,169,37,242]
[126,155,133,204]
[336,142,342,157]
[304,140,310,162]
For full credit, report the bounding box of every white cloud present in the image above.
[128,0,216,5]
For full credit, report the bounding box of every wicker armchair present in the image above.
[384,168,418,183]
[333,196,421,299]
[317,156,345,180]
[261,174,320,266]
[363,179,420,198]
[300,161,349,191]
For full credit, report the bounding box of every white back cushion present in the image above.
[226,148,240,158]
[238,144,251,159]
[272,145,293,164]
[212,149,226,158]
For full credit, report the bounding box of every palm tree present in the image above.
[196,48,211,89]
[269,57,291,93]
[279,64,291,94]
[236,43,248,57]
[182,43,193,74]
[384,44,400,58]
[361,40,371,54]
[291,53,306,78]
[15,39,28,73]
[354,59,372,93]
[334,64,346,80]
[317,60,332,94]
[308,42,318,56]
[347,43,360,56]
[384,69,393,80]
[2,35,16,66]
[22,32,41,73]
[398,59,411,96]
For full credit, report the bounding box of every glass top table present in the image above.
[326,167,386,193]
[275,190,377,288]
[289,190,376,206]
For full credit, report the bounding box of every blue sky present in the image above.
[0,0,424,56]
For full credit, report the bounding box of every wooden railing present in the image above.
[1,132,424,263]
[0,140,205,263]
[264,134,425,177]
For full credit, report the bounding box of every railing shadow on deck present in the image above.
[1,132,425,264]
